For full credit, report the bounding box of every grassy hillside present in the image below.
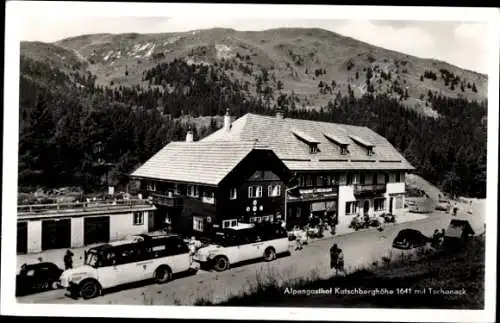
[195,235,485,309]
[21,28,487,117]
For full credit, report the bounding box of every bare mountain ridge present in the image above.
[21,28,487,117]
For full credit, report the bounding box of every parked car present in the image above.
[16,262,63,297]
[435,199,451,212]
[392,229,431,250]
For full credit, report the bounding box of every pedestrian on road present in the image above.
[330,243,345,275]
[64,250,74,270]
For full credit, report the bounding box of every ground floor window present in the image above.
[193,216,204,232]
[133,211,144,225]
[345,202,358,215]
[222,219,238,228]
[374,198,385,211]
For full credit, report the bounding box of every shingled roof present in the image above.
[202,113,414,171]
[130,141,271,186]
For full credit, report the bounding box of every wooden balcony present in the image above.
[151,192,183,208]
[354,184,386,195]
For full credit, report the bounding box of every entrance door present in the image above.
[389,197,394,214]
[42,219,71,251]
[84,216,110,245]
[17,222,28,254]
[363,201,370,215]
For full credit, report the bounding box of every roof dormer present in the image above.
[349,135,375,156]
[292,129,320,154]
[323,133,350,155]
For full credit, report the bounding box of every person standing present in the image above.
[64,250,74,270]
[330,243,339,272]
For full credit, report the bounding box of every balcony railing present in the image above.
[151,192,183,208]
[354,184,386,195]
[18,199,154,215]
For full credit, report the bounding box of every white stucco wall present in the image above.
[27,221,42,253]
[386,182,405,195]
[71,217,84,248]
[337,185,356,226]
[110,210,149,241]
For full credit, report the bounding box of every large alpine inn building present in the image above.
[202,110,414,229]
[131,110,414,234]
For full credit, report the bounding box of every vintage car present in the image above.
[392,229,431,250]
[16,262,63,297]
[193,222,289,272]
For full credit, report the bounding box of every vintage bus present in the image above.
[192,222,290,271]
[59,234,195,299]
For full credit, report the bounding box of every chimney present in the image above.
[186,127,194,142]
[275,108,284,119]
[223,108,232,132]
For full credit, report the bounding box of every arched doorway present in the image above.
[363,200,370,216]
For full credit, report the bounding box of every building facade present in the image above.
[202,111,414,229]
[130,140,292,237]
[17,201,155,254]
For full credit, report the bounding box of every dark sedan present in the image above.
[16,262,64,297]
[392,229,431,250]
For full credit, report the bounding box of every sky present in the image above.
[13,5,496,74]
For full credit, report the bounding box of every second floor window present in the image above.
[146,183,156,191]
[345,202,358,215]
[360,174,366,185]
[248,185,263,198]
[373,173,378,185]
[202,191,215,204]
[396,172,402,182]
[230,188,238,200]
[268,184,281,197]
[306,175,314,187]
[187,185,199,198]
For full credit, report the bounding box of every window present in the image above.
[222,219,238,228]
[331,174,338,185]
[309,144,318,154]
[202,191,215,204]
[384,173,389,183]
[346,174,353,185]
[340,145,349,155]
[187,185,199,197]
[193,216,204,232]
[374,198,385,211]
[173,184,180,195]
[373,173,378,185]
[396,172,401,182]
[133,211,144,225]
[146,183,156,191]
[360,173,366,185]
[248,185,263,198]
[297,176,305,187]
[230,188,238,200]
[306,175,313,187]
[268,185,281,197]
[345,202,358,215]
[367,147,375,156]
[250,216,262,223]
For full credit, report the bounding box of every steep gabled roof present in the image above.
[130,141,270,186]
[202,113,414,171]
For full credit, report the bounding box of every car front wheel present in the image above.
[213,256,230,272]
[79,280,101,300]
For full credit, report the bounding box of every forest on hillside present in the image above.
[18,56,487,198]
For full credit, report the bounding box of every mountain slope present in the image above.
[21,28,487,117]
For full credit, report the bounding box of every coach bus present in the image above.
[59,234,195,299]
[192,222,290,271]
